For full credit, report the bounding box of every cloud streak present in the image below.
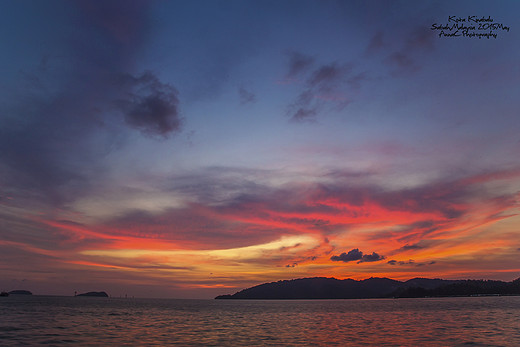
[286,60,357,122]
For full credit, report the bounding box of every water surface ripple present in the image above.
[1,295,519,346]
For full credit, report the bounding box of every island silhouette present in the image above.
[8,290,32,295]
[215,277,520,299]
[75,291,109,297]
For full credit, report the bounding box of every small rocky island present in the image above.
[76,291,109,297]
[215,277,520,300]
[8,290,32,295]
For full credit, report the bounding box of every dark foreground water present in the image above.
[0,295,519,346]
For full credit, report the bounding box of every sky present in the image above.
[1,0,519,299]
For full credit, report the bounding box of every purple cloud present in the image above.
[331,249,385,263]
[330,248,363,262]
[286,51,315,78]
[287,62,356,122]
[117,71,182,137]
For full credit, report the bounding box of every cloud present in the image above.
[0,1,182,206]
[388,259,413,266]
[399,243,425,251]
[238,86,256,105]
[385,52,420,75]
[2,163,518,290]
[290,108,318,122]
[117,71,182,137]
[286,51,315,78]
[307,63,349,89]
[287,62,356,122]
[9,163,517,267]
[383,24,436,77]
[330,248,363,262]
[364,21,436,78]
[365,31,385,56]
[330,248,385,263]
[360,252,386,263]
[388,259,436,267]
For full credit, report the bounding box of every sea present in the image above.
[1,295,519,346]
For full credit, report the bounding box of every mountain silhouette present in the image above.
[215,277,520,299]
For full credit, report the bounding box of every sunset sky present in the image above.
[1,0,519,299]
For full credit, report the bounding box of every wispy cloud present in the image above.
[238,86,256,105]
[286,51,315,78]
[387,259,436,267]
[365,31,385,56]
[286,60,359,122]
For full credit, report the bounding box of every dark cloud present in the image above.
[388,259,436,267]
[117,71,182,137]
[238,86,256,105]
[287,62,355,122]
[360,252,386,263]
[330,248,385,263]
[330,248,363,262]
[388,259,414,266]
[307,63,349,88]
[0,1,182,205]
[75,1,182,137]
[286,51,315,78]
[290,108,318,122]
[331,248,363,262]
[400,243,425,251]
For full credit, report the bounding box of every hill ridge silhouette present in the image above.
[215,276,520,299]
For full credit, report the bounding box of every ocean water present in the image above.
[0,295,519,346]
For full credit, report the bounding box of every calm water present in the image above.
[0,295,519,346]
